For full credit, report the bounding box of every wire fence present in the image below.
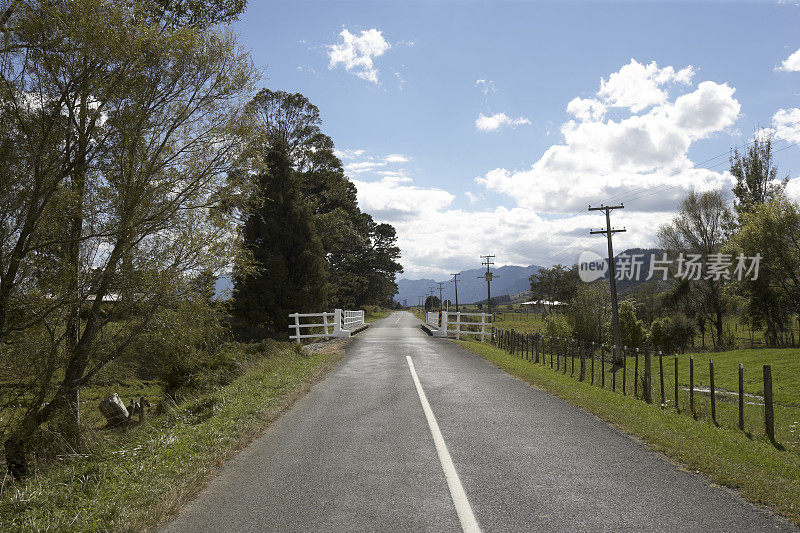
[489,328,797,451]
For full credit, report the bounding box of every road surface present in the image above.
[161,311,795,532]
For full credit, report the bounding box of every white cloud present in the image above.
[352,176,455,222]
[465,191,483,203]
[477,61,739,214]
[670,81,740,139]
[384,153,410,163]
[778,48,800,72]
[345,160,386,173]
[475,79,497,96]
[355,170,669,278]
[772,107,800,143]
[334,148,366,160]
[786,176,800,203]
[598,59,694,112]
[475,112,531,132]
[328,28,391,84]
[566,97,606,122]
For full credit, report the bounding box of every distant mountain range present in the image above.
[215,248,667,305]
[394,264,543,306]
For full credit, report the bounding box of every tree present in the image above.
[425,295,440,311]
[730,131,787,219]
[649,315,695,354]
[0,0,254,477]
[529,265,579,313]
[607,300,645,349]
[244,89,402,308]
[233,141,327,338]
[730,197,800,346]
[658,190,731,348]
[567,283,609,344]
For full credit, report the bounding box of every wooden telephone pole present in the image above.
[450,273,460,312]
[437,282,445,311]
[479,254,497,316]
[589,204,626,367]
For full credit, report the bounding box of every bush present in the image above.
[129,299,279,397]
[648,314,695,354]
[607,300,645,348]
[544,314,571,338]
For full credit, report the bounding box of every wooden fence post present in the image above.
[634,348,639,398]
[644,348,652,404]
[763,364,775,442]
[571,341,575,377]
[659,351,665,407]
[689,355,695,417]
[738,363,744,431]
[591,342,595,385]
[674,355,679,412]
[612,345,616,392]
[710,359,717,424]
[622,346,627,396]
[580,341,586,382]
[601,344,606,388]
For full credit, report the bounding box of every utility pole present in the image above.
[479,254,497,317]
[589,204,626,368]
[437,282,445,311]
[450,273,460,311]
[428,287,436,311]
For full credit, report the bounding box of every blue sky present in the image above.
[233,1,800,280]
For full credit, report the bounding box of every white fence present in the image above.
[424,310,491,341]
[343,310,365,330]
[289,308,365,342]
[448,312,491,342]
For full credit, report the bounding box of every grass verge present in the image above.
[0,343,344,532]
[457,340,800,525]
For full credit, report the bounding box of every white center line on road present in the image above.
[406,356,481,533]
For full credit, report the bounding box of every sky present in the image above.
[233,1,800,281]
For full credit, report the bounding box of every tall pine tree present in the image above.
[233,141,327,338]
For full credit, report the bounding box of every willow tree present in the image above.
[0,0,254,477]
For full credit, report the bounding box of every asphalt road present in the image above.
[161,311,796,532]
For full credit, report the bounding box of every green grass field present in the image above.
[457,339,800,525]
[490,331,800,454]
[0,343,344,533]
[472,309,799,350]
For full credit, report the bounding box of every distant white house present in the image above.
[519,300,566,313]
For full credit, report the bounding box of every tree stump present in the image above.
[99,393,129,426]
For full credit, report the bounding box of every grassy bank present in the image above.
[457,340,800,525]
[364,307,391,322]
[0,343,344,532]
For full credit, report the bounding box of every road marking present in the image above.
[395,316,402,323]
[406,356,480,533]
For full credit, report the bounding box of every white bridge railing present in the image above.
[424,311,491,342]
[343,310,365,330]
[289,308,365,342]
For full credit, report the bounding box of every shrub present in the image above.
[544,313,571,338]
